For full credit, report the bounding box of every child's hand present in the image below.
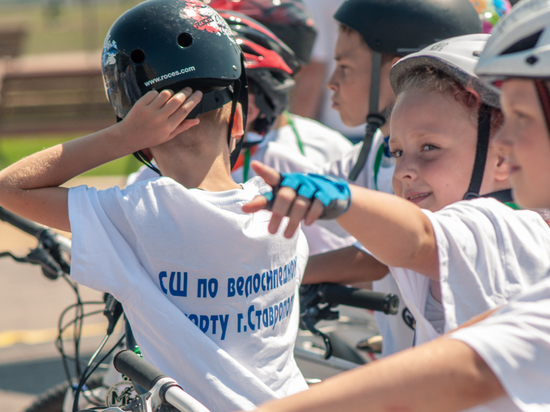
[242,161,351,238]
[118,88,202,152]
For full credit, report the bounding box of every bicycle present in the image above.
[0,206,399,411]
[0,207,127,412]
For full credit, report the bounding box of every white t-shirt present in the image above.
[391,198,550,346]
[268,114,354,167]
[68,177,309,412]
[231,117,356,256]
[450,277,550,412]
[322,130,415,357]
[301,0,366,138]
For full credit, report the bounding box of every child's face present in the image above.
[327,29,394,127]
[499,79,550,209]
[390,89,491,212]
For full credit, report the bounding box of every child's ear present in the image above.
[230,103,244,139]
[494,151,509,182]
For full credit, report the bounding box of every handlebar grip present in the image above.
[114,350,167,391]
[319,283,399,315]
[0,207,43,237]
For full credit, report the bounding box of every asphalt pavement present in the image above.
[0,176,125,412]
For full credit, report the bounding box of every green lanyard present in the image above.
[284,111,305,156]
[504,202,521,210]
[242,112,304,182]
[372,142,385,191]
[243,148,252,182]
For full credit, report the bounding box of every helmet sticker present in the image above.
[102,36,118,99]
[102,36,118,68]
[181,1,234,39]
[429,41,450,52]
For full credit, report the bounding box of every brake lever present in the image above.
[38,229,70,274]
[301,309,334,359]
[299,284,339,359]
[25,245,63,280]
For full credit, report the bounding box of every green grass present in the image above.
[0,134,142,177]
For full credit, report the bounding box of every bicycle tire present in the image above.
[23,373,105,412]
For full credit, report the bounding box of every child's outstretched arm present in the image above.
[243,161,439,279]
[0,88,202,232]
[242,336,504,412]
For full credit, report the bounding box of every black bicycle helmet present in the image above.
[205,0,317,64]
[102,0,248,172]
[334,0,483,181]
[216,10,299,135]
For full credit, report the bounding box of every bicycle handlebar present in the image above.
[0,206,71,251]
[0,206,43,238]
[0,206,72,279]
[114,350,211,412]
[114,350,167,392]
[317,283,399,315]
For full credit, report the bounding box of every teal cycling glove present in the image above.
[264,173,351,219]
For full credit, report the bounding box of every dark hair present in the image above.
[338,23,402,63]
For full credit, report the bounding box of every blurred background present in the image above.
[0,0,145,177]
[0,2,141,410]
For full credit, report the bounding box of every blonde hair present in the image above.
[396,66,504,134]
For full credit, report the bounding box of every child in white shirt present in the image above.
[0,2,308,411]
[243,1,550,411]
[247,33,550,347]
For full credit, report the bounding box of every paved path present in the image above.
[0,176,125,412]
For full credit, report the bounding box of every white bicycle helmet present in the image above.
[475,0,550,136]
[390,33,500,199]
[391,33,499,108]
[476,0,550,85]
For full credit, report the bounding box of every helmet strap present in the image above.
[534,79,550,139]
[115,116,162,176]
[463,105,491,200]
[133,150,162,176]
[348,51,386,181]
[187,87,233,119]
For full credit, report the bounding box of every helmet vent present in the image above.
[178,33,193,48]
[501,30,542,56]
[526,55,539,65]
[130,49,146,64]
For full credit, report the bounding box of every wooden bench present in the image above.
[0,26,26,59]
[0,51,116,136]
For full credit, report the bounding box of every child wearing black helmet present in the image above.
[247,31,550,349]
[302,0,485,358]
[0,1,308,411]
[238,1,550,411]
[126,0,355,256]
[241,32,550,412]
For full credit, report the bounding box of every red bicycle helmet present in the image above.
[217,10,299,134]
[205,0,317,64]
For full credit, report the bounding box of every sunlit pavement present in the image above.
[0,176,124,412]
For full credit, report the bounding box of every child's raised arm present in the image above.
[0,88,202,232]
[243,161,439,279]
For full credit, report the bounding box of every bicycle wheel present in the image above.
[23,373,105,412]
